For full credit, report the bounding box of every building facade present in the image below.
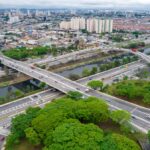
[60,17,113,33]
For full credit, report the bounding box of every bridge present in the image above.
[0,54,150,134]
[0,127,10,136]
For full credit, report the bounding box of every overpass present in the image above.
[0,55,150,134]
[0,127,10,136]
[0,61,147,137]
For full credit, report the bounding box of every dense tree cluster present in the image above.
[124,42,145,49]
[148,130,150,143]
[6,96,140,150]
[111,34,124,42]
[106,80,150,105]
[3,45,77,60]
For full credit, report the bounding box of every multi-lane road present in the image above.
[0,55,149,135]
[34,46,150,65]
[0,61,145,132]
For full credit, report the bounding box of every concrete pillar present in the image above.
[4,66,9,75]
[16,71,21,77]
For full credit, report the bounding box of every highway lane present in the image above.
[0,61,144,118]
[0,91,62,129]
[35,47,101,65]
[0,55,150,133]
[0,62,140,117]
[78,61,145,84]
[34,46,150,66]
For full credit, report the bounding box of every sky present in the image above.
[0,0,150,8]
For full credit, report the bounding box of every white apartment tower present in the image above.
[79,17,86,29]
[60,17,85,30]
[70,17,80,30]
[87,18,113,33]
[70,17,85,30]
[87,18,96,33]
[59,17,113,33]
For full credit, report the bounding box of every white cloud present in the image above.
[0,0,150,7]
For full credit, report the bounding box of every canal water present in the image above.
[144,48,150,54]
[57,53,133,77]
[0,80,40,97]
[0,47,149,98]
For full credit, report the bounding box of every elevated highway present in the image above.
[0,55,150,134]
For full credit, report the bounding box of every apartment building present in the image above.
[60,21,71,30]
[88,18,113,33]
[60,17,113,33]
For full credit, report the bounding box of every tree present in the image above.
[39,82,46,89]
[75,97,109,123]
[123,76,128,80]
[87,80,103,90]
[143,93,150,104]
[13,90,23,98]
[68,74,80,80]
[101,133,141,150]
[67,91,83,100]
[6,107,40,148]
[148,130,150,143]
[44,120,104,150]
[111,34,124,42]
[25,127,41,146]
[110,110,131,124]
[90,67,98,75]
[82,68,90,77]
[5,133,20,149]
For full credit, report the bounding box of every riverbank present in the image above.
[0,75,31,88]
[50,52,125,73]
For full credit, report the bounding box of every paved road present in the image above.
[35,47,101,65]
[0,61,143,131]
[106,47,150,63]
[34,46,150,66]
[0,55,149,134]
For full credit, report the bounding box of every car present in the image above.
[32,95,38,99]
[85,89,90,92]
[113,78,119,82]
[0,135,5,141]
[131,116,137,119]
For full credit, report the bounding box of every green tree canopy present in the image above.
[148,130,150,143]
[25,127,41,146]
[101,133,141,150]
[87,80,103,90]
[44,120,104,150]
[110,110,131,124]
[67,91,83,100]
